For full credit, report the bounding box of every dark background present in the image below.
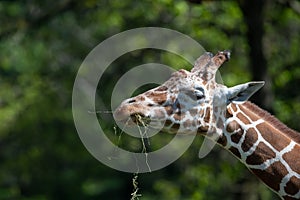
[0,0,300,199]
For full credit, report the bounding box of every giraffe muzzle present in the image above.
[130,113,151,126]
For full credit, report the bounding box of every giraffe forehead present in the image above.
[141,79,208,107]
[143,73,220,108]
[166,72,208,90]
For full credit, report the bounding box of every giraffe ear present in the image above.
[226,81,265,103]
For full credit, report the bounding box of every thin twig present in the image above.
[130,173,141,200]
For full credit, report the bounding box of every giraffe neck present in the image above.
[218,101,300,199]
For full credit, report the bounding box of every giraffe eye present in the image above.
[178,87,205,102]
[194,87,205,100]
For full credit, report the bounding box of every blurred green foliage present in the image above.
[0,0,299,200]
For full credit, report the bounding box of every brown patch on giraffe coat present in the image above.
[226,120,240,133]
[250,161,289,192]
[177,102,184,110]
[282,144,300,175]
[228,121,243,144]
[178,69,188,77]
[135,95,145,101]
[204,108,210,123]
[229,103,237,113]
[226,109,233,118]
[126,104,146,115]
[183,119,194,128]
[240,102,300,145]
[282,196,298,200]
[246,142,276,165]
[164,106,173,115]
[237,113,251,125]
[241,128,258,152]
[229,146,241,159]
[171,69,188,78]
[197,125,209,133]
[285,176,300,196]
[238,103,261,122]
[170,96,176,102]
[230,130,243,144]
[164,119,173,127]
[173,113,184,121]
[257,123,292,152]
[155,85,168,91]
[146,91,167,105]
[217,136,227,146]
[171,123,180,131]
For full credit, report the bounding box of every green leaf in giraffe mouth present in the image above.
[130,113,151,126]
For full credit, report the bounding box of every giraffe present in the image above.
[113,51,300,199]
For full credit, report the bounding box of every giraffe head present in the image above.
[114,51,264,138]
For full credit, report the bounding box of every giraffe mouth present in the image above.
[130,113,151,126]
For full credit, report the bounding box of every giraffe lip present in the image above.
[113,110,151,126]
[130,113,151,126]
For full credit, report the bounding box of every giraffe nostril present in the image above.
[128,99,136,104]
